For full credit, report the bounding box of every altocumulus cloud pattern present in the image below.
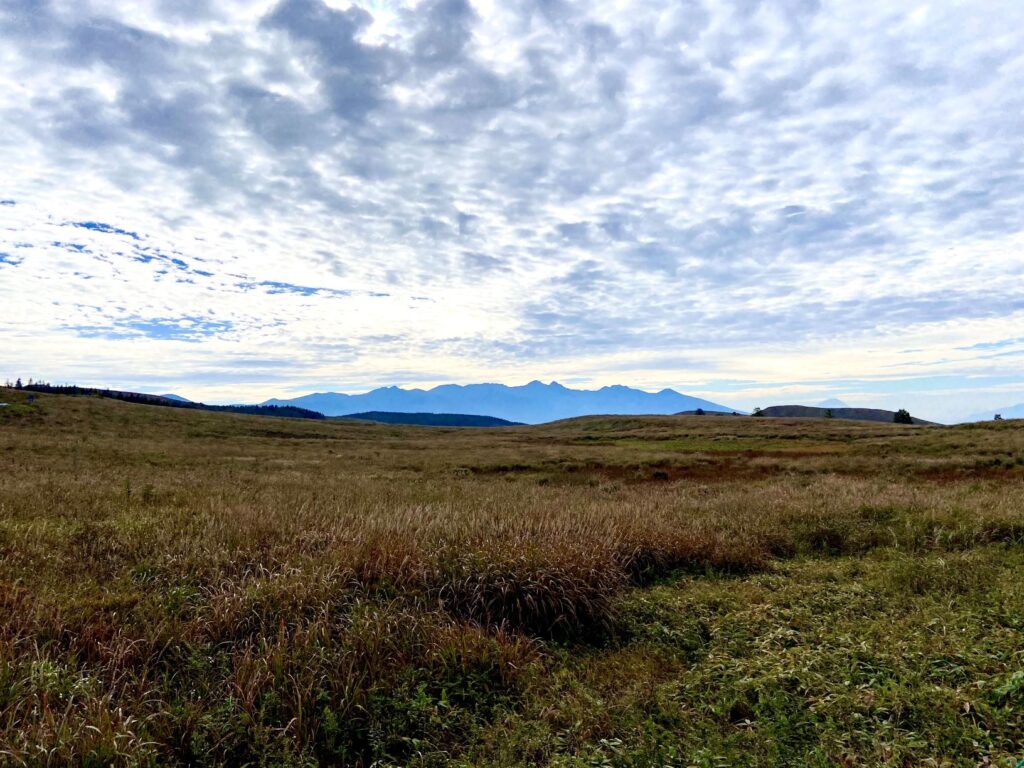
[1,0,1023,421]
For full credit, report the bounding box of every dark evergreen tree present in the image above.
[893,408,913,424]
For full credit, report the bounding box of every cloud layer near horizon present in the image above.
[1,0,1022,421]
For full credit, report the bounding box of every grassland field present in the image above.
[1,387,1023,767]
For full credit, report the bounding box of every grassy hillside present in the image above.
[14,383,326,420]
[758,404,936,425]
[1,388,1022,766]
[337,411,524,427]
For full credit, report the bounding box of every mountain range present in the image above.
[264,381,736,424]
[159,393,191,402]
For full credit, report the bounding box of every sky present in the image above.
[1,0,1022,423]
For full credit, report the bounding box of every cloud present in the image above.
[1,0,1023,421]
[262,0,400,121]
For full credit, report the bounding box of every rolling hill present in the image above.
[264,381,735,424]
[337,411,523,427]
[158,393,192,402]
[966,403,1024,422]
[675,409,743,416]
[17,383,325,420]
[757,405,936,425]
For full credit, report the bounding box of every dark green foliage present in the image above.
[894,408,914,424]
[217,404,324,419]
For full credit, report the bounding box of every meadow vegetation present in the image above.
[0,387,1022,766]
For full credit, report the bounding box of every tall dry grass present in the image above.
[0,389,1021,765]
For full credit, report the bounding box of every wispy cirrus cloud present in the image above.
[0,0,1022,421]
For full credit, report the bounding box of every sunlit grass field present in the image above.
[1,387,1022,767]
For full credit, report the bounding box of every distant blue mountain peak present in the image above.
[264,381,736,424]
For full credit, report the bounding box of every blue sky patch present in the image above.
[129,245,200,274]
[66,315,234,342]
[51,241,90,253]
[958,337,1024,352]
[71,221,141,240]
[236,280,351,297]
